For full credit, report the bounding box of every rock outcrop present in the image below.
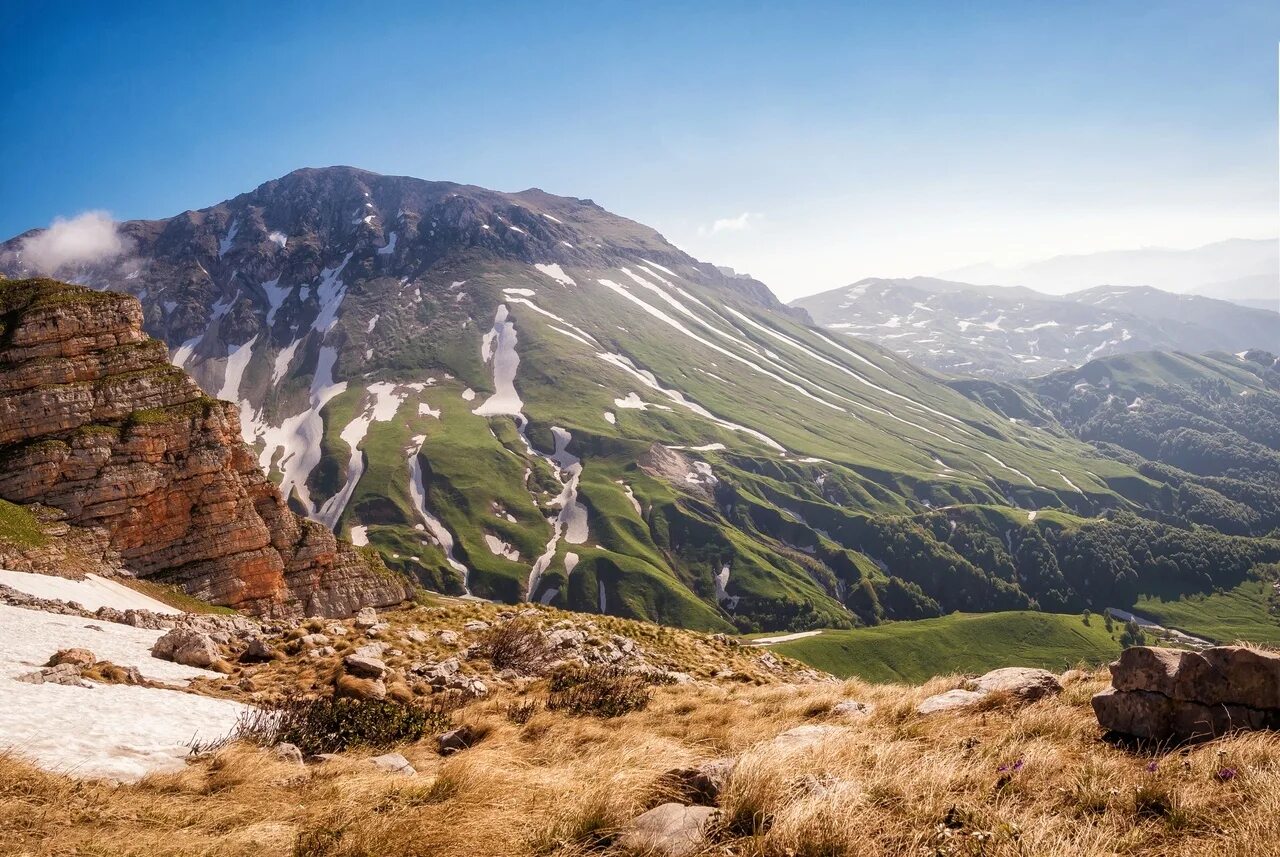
[0,278,408,616]
[916,667,1062,714]
[1093,645,1280,742]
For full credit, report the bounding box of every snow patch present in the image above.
[534,263,576,287]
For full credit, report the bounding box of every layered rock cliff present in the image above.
[0,277,409,616]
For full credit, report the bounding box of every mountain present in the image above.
[1027,349,1280,537]
[0,276,407,616]
[0,166,1257,632]
[792,277,1280,378]
[940,237,1278,300]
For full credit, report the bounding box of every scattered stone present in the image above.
[406,629,429,644]
[47,648,95,668]
[658,758,737,805]
[971,667,1062,701]
[299,633,331,647]
[765,724,845,752]
[365,622,392,638]
[831,700,875,718]
[618,803,717,857]
[353,607,379,629]
[462,620,489,633]
[151,627,219,668]
[368,752,415,775]
[437,630,460,646]
[438,727,476,756]
[239,637,279,663]
[1094,645,1280,742]
[16,662,89,687]
[273,743,304,765]
[917,689,986,715]
[343,653,388,680]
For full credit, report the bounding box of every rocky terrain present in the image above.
[5,565,1280,857]
[0,277,406,616]
[793,277,1280,378]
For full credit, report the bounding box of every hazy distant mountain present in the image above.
[940,238,1278,301]
[792,277,1280,378]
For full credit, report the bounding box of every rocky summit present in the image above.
[0,277,406,616]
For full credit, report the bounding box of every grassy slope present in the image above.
[765,611,1122,683]
[1135,580,1280,645]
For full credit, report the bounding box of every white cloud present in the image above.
[19,211,131,273]
[699,211,760,236]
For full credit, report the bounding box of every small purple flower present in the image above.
[997,759,1025,774]
[1216,768,1237,782]
[1145,760,1159,773]
[1012,759,1025,772]
[996,763,1008,773]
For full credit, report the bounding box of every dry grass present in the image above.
[5,666,1280,856]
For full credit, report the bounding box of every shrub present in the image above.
[546,666,651,718]
[476,617,551,675]
[191,695,453,757]
[506,700,539,724]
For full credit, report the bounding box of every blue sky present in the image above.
[2,0,1276,299]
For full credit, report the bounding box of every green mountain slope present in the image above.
[762,610,1122,683]
[3,167,1269,632]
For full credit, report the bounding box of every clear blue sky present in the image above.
[2,0,1276,298]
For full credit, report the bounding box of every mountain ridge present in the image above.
[792,276,1280,378]
[1,166,1257,633]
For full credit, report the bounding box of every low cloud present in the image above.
[699,211,761,236]
[20,211,132,273]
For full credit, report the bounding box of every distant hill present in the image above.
[792,277,1280,378]
[940,237,1278,299]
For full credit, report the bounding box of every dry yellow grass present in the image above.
[5,666,1280,856]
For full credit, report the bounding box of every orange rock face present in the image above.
[0,278,407,616]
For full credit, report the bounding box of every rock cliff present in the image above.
[0,277,408,616]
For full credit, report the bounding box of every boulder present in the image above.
[343,653,388,679]
[1094,646,1280,742]
[353,607,379,629]
[437,630,460,646]
[151,627,219,668]
[971,667,1062,701]
[368,752,415,775]
[273,743,305,765]
[658,757,737,805]
[917,689,985,715]
[239,637,278,663]
[618,804,717,857]
[831,700,875,719]
[765,724,845,752]
[16,662,89,687]
[47,648,96,668]
[438,727,476,756]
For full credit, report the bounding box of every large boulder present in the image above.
[971,667,1062,701]
[618,803,717,857]
[151,627,219,668]
[1094,646,1280,742]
